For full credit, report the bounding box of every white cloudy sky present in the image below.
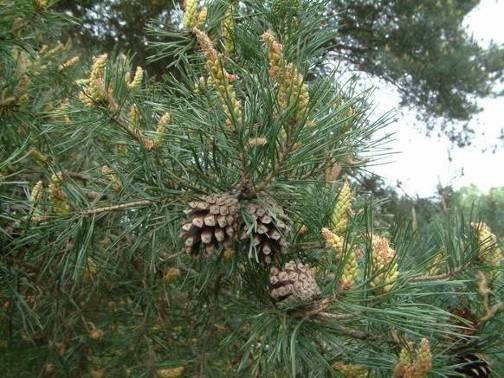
[368,1,504,198]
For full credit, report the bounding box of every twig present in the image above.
[411,265,465,282]
[66,172,91,182]
[31,215,50,223]
[325,324,369,340]
[31,199,158,223]
[290,295,369,340]
[254,144,290,194]
[477,271,503,326]
[80,199,155,215]
[106,92,152,148]
[317,312,356,321]
[290,297,335,319]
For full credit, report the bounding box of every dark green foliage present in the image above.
[329,0,503,145]
[54,0,181,75]
[452,185,504,238]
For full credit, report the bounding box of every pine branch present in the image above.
[64,172,92,182]
[321,322,369,340]
[292,292,342,319]
[411,264,467,282]
[476,271,503,326]
[103,90,154,149]
[80,199,157,215]
[255,140,294,193]
[30,199,159,224]
[317,312,356,321]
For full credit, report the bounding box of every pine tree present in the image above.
[53,0,504,145]
[1,1,503,376]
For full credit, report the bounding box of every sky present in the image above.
[368,1,504,198]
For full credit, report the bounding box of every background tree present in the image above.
[329,0,504,145]
[54,0,180,75]
[451,185,504,237]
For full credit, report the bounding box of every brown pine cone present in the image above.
[180,192,240,256]
[446,307,491,378]
[241,200,290,264]
[269,261,321,307]
[454,353,491,377]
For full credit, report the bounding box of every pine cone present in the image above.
[180,192,240,256]
[241,200,290,264]
[454,353,490,378]
[446,308,490,378]
[269,261,321,307]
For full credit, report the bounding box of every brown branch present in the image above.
[289,296,369,340]
[291,288,348,319]
[79,199,156,215]
[411,265,466,282]
[323,323,369,340]
[299,160,328,181]
[66,172,92,182]
[317,312,356,321]
[477,271,503,326]
[290,297,334,319]
[31,199,158,223]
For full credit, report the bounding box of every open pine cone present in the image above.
[269,261,321,307]
[445,307,491,378]
[180,192,240,256]
[454,353,491,378]
[241,200,290,264]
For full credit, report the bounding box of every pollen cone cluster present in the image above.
[193,28,242,127]
[221,5,235,54]
[471,222,502,267]
[332,180,352,234]
[241,201,290,264]
[340,250,359,290]
[156,366,185,378]
[180,192,240,256]
[149,112,171,150]
[261,30,284,79]
[78,53,109,107]
[370,235,398,293]
[322,181,359,290]
[427,250,444,275]
[332,362,368,378]
[125,66,143,90]
[269,261,321,307]
[414,339,433,377]
[321,227,344,256]
[29,180,44,208]
[183,0,206,30]
[48,172,70,215]
[394,338,432,378]
[261,30,309,121]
